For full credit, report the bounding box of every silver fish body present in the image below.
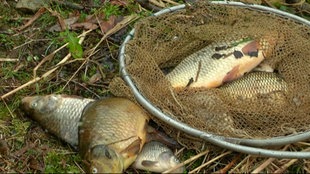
[132,141,184,173]
[219,71,288,99]
[166,38,274,89]
[21,94,94,147]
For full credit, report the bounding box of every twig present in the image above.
[33,29,92,78]
[252,145,290,173]
[61,15,139,91]
[0,30,89,99]
[162,0,180,5]
[189,151,232,173]
[274,147,310,173]
[17,8,46,31]
[1,98,15,118]
[230,154,251,173]
[162,149,209,173]
[218,154,241,173]
[0,58,19,62]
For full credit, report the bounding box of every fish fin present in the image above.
[141,160,159,167]
[222,65,241,83]
[120,138,142,156]
[241,40,259,55]
[146,126,181,148]
[159,151,173,160]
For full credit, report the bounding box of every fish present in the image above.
[21,94,95,148]
[166,37,275,89]
[21,95,181,173]
[79,97,180,173]
[132,141,184,173]
[219,71,288,99]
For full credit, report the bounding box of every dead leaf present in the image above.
[49,16,80,32]
[110,0,128,6]
[88,72,102,84]
[99,15,119,34]
[0,139,9,156]
[28,156,44,171]
[70,22,98,30]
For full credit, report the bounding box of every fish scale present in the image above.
[21,95,94,148]
[166,38,273,89]
[220,71,288,99]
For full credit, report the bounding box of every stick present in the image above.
[218,154,241,173]
[252,145,290,173]
[189,151,232,173]
[274,147,310,173]
[162,149,209,173]
[0,30,88,99]
[0,58,19,62]
[61,14,139,90]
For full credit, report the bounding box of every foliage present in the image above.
[60,30,83,58]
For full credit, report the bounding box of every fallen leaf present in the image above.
[70,22,98,30]
[49,16,80,32]
[110,0,128,6]
[0,139,9,156]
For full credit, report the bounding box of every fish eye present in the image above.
[105,149,112,159]
[92,167,98,173]
[31,101,38,108]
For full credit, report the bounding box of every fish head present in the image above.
[21,95,60,122]
[88,145,124,173]
[158,151,184,173]
[139,151,184,173]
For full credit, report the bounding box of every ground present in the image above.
[0,0,309,173]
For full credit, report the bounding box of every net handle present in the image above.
[119,2,310,158]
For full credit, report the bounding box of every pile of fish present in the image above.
[165,36,284,92]
[21,36,286,173]
[21,95,184,173]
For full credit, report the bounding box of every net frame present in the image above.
[119,1,310,158]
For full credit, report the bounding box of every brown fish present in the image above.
[22,95,180,173]
[79,98,150,173]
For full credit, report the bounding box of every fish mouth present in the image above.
[20,96,39,115]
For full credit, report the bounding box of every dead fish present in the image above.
[166,37,274,89]
[132,141,184,173]
[21,94,94,148]
[79,98,149,173]
[22,95,180,173]
[219,71,288,99]
[79,98,179,173]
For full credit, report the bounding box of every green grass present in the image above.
[44,151,82,173]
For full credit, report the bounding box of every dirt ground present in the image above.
[0,0,309,173]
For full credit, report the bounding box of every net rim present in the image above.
[119,1,310,158]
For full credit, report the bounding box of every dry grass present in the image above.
[0,0,309,173]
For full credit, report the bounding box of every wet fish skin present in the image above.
[219,71,288,99]
[79,98,150,173]
[87,144,123,173]
[132,141,184,173]
[21,94,94,148]
[166,38,273,89]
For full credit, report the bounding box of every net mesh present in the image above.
[109,1,310,149]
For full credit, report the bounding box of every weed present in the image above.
[101,2,121,20]
[60,30,83,58]
[0,34,15,49]
[44,151,81,173]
